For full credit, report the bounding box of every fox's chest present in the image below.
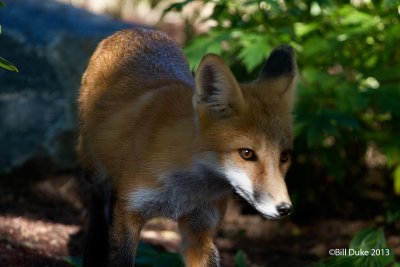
[127,165,231,221]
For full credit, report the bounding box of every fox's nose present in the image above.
[276,202,292,216]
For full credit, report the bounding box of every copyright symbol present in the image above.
[329,249,334,256]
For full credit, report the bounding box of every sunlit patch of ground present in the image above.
[0,215,79,257]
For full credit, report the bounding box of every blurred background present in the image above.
[0,0,399,266]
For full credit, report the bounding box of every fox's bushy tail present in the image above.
[83,180,111,267]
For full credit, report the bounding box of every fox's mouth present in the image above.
[260,214,282,220]
[231,189,282,220]
[221,165,291,219]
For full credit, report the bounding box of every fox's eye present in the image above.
[280,150,291,163]
[238,148,257,161]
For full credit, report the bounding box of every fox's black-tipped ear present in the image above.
[194,54,244,119]
[259,45,297,109]
[260,45,296,80]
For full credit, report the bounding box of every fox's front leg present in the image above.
[178,201,227,267]
[108,198,144,267]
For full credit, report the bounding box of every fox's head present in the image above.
[193,45,296,219]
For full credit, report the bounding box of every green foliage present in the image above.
[63,256,82,267]
[235,249,247,267]
[165,0,400,195]
[385,200,400,225]
[314,228,398,267]
[0,1,18,72]
[135,241,184,267]
[394,165,400,195]
[0,56,18,72]
[63,241,183,267]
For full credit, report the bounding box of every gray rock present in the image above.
[0,0,144,173]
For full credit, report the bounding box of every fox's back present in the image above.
[79,29,193,121]
[78,29,194,182]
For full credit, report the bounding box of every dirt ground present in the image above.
[0,165,399,267]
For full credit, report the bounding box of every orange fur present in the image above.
[79,29,296,267]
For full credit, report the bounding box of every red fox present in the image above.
[79,29,296,267]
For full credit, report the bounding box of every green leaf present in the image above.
[349,228,377,249]
[154,252,184,267]
[63,256,82,267]
[375,95,400,117]
[349,228,395,266]
[163,0,193,14]
[306,122,325,147]
[385,202,400,224]
[0,56,18,72]
[184,36,215,70]
[235,250,247,267]
[294,22,318,38]
[135,241,184,267]
[184,31,232,70]
[237,34,269,73]
[382,0,399,9]
[137,240,158,253]
[294,121,308,138]
[315,228,396,267]
[338,6,374,26]
[331,113,360,130]
[394,165,400,195]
